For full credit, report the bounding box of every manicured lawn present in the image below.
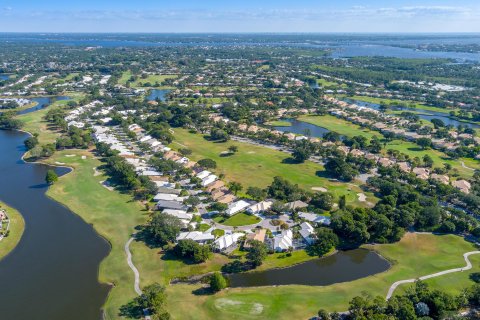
[212,213,261,227]
[264,120,292,127]
[298,114,381,139]
[170,128,376,206]
[298,115,479,177]
[0,202,25,261]
[166,233,480,319]
[348,95,458,114]
[118,70,176,88]
[44,150,146,319]
[317,78,346,88]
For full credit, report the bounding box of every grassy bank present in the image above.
[166,233,480,319]
[0,202,25,261]
[170,128,376,206]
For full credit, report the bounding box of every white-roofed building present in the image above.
[273,229,293,252]
[298,222,315,245]
[196,170,211,179]
[176,231,214,244]
[247,201,273,214]
[214,232,243,251]
[226,200,251,216]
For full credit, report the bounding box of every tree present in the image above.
[45,169,58,185]
[317,309,331,320]
[228,181,243,195]
[173,239,211,263]
[178,148,192,156]
[133,283,170,319]
[430,118,445,129]
[210,129,229,142]
[310,227,338,256]
[292,146,312,163]
[228,145,238,153]
[24,135,39,150]
[209,272,227,292]
[311,192,334,211]
[325,157,358,181]
[246,240,267,267]
[423,154,434,168]
[416,137,432,150]
[197,158,217,169]
[148,213,183,245]
[338,195,346,210]
[246,186,266,201]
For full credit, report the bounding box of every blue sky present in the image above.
[1,0,479,32]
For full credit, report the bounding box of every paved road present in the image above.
[386,250,480,299]
[125,237,142,295]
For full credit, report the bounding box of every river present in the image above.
[227,249,390,287]
[0,129,110,320]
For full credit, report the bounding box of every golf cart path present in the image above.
[386,250,480,299]
[125,237,142,295]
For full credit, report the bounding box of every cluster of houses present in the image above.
[0,209,9,240]
[65,100,103,128]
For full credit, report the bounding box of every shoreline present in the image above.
[0,201,25,261]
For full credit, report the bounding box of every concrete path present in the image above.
[386,251,480,300]
[461,161,475,171]
[125,237,142,295]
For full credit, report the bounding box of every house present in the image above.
[163,209,192,221]
[298,212,331,225]
[430,174,450,185]
[299,222,315,245]
[153,193,180,202]
[244,229,267,248]
[211,189,227,201]
[214,232,243,251]
[226,200,251,216]
[285,200,308,211]
[156,187,181,195]
[247,201,273,214]
[206,180,225,192]
[273,230,293,252]
[201,174,218,187]
[452,179,472,194]
[217,193,236,204]
[155,200,187,211]
[176,231,214,244]
[412,167,430,180]
[196,170,211,179]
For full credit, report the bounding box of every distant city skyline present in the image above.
[1,0,479,33]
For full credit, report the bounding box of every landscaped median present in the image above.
[0,201,25,260]
[164,233,480,320]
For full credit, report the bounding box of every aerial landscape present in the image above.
[2,1,480,320]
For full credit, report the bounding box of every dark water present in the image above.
[0,74,10,81]
[347,99,480,129]
[0,129,110,320]
[147,89,170,102]
[228,249,390,287]
[17,96,71,115]
[274,119,330,138]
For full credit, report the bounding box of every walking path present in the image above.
[386,250,480,299]
[461,161,475,171]
[125,237,142,295]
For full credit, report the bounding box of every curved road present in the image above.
[125,237,142,295]
[386,251,480,299]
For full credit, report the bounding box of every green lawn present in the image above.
[166,233,480,320]
[118,70,176,88]
[317,78,346,88]
[348,95,458,114]
[44,150,146,319]
[264,120,292,127]
[0,202,25,261]
[298,115,479,177]
[170,128,376,206]
[212,213,261,227]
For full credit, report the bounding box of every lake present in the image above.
[17,96,72,115]
[346,99,480,129]
[147,89,170,102]
[227,249,390,287]
[273,119,330,138]
[0,129,110,320]
[0,74,10,81]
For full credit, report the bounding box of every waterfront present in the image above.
[0,129,110,320]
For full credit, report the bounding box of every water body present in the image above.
[228,249,390,287]
[346,99,480,129]
[17,96,71,115]
[274,119,330,138]
[0,74,10,81]
[0,129,110,320]
[147,89,170,102]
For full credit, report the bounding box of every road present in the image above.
[386,250,480,299]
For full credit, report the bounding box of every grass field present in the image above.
[0,202,25,261]
[170,128,376,206]
[119,71,176,88]
[317,78,347,88]
[264,120,292,127]
[212,213,261,227]
[44,150,146,319]
[298,115,479,177]
[348,95,458,114]
[166,233,480,320]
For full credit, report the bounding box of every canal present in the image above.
[0,129,110,320]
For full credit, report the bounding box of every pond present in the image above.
[16,96,72,115]
[346,99,480,129]
[227,249,390,288]
[147,89,170,102]
[273,119,330,138]
[0,129,110,319]
[0,74,10,81]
